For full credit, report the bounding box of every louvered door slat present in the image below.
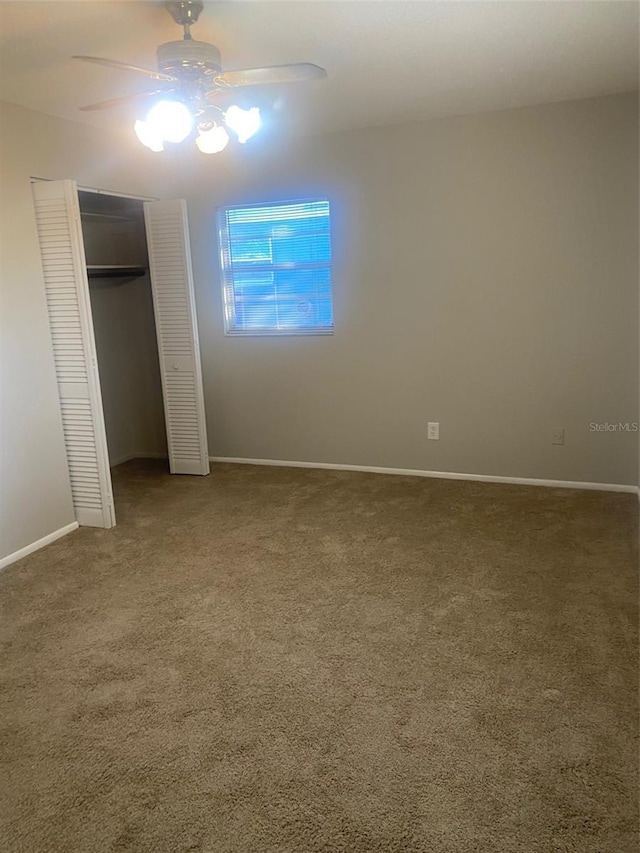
[144,200,209,475]
[32,179,115,528]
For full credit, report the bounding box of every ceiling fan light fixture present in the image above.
[145,99,193,143]
[224,105,261,143]
[196,124,230,154]
[134,118,164,152]
[75,1,326,153]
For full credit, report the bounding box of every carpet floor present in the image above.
[0,460,637,853]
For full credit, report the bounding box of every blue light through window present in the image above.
[217,199,333,335]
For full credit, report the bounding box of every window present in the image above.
[217,198,333,335]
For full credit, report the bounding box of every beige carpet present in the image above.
[0,460,637,853]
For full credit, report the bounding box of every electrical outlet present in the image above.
[552,428,565,445]
[428,422,440,440]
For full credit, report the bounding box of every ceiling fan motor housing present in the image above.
[157,40,222,76]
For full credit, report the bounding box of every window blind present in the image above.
[217,199,333,335]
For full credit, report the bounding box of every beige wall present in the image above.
[0,101,175,560]
[187,92,639,485]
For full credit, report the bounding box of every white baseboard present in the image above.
[210,456,638,495]
[110,452,168,467]
[0,522,79,571]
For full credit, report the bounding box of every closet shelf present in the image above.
[81,211,136,223]
[87,264,147,280]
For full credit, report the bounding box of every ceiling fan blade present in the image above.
[213,63,327,88]
[73,56,177,83]
[79,90,176,112]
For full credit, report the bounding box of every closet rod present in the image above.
[87,264,147,279]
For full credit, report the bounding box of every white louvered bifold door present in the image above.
[144,200,210,476]
[32,179,115,528]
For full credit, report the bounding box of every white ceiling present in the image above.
[0,1,638,136]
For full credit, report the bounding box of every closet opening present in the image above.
[32,178,210,528]
[78,189,169,476]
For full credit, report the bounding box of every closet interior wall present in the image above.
[79,191,168,467]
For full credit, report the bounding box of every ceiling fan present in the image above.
[74,0,327,153]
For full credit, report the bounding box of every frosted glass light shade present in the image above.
[196,125,230,154]
[134,119,164,152]
[146,100,193,144]
[224,105,261,143]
